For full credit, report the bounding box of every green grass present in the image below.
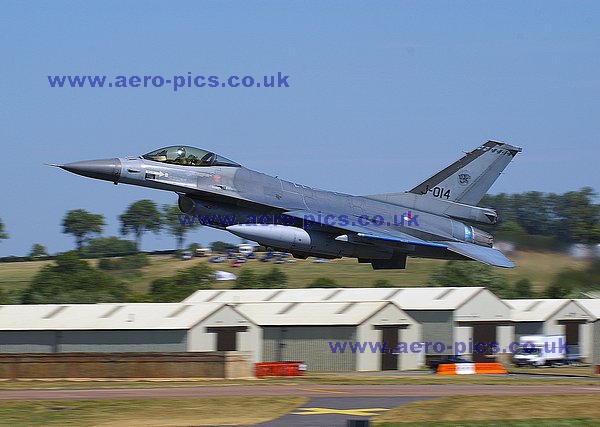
[0,260,53,291]
[373,395,600,425]
[1,373,599,389]
[508,365,597,377]
[0,250,589,295]
[0,396,306,426]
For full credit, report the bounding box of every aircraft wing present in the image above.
[283,209,447,250]
[443,242,514,268]
[283,209,514,268]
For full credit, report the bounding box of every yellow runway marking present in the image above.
[298,388,350,395]
[292,407,390,416]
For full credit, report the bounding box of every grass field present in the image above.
[1,372,599,389]
[508,365,598,377]
[1,376,598,426]
[0,396,307,426]
[373,395,600,426]
[0,249,588,295]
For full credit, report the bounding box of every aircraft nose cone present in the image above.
[60,158,122,183]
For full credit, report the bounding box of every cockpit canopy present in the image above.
[142,146,240,167]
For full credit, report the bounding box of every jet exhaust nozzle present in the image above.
[472,226,494,247]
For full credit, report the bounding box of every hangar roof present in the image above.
[183,287,489,310]
[330,287,488,310]
[233,301,411,326]
[503,299,574,322]
[181,288,338,303]
[575,299,600,321]
[0,303,226,331]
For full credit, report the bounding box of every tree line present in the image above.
[481,187,600,247]
[60,200,198,252]
[1,188,598,256]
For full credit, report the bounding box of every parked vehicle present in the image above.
[261,252,275,262]
[512,335,578,367]
[180,250,193,260]
[195,248,211,257]
[427,355,472,371]
[209,256,226,263]
[238,244,255,257]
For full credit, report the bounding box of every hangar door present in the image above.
[562,321,580,346]
[560,320,585,356]
[377,327,400,371]
[471,322,497,362]
[262,326,357,372]
[206,326,248,351]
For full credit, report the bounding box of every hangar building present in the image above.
[234,301,421,371]
[185,287,512,362]
[503,299,590,359]
[0,303,258,354]
[575,299,600,365]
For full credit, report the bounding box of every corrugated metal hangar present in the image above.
[185,286,514,363]
[0,303,258,355]
[504,299,590,358]
[1,288,599,371]
[575,299,600,365]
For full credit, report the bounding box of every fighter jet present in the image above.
[54,140,521,269]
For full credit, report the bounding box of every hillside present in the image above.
[0,250,588,296]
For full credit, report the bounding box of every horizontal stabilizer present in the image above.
[445,242,514,268]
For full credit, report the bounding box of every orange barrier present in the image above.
[436,364,458,375]
[436,362,507,375]
[255,362,307,377]
[474,362,508,374]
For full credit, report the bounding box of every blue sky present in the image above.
[1,1,599,256]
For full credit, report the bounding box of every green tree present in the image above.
[21,251,130,304]
[0,218,7,241]
[514,278,534,298]
[482,187,600,244]
[260,267,288,288]
[29,244,48,258]
[544,281,572,299]
[62,209,105,250]
[234,269,259,289]
[308,277,338,288]
[211,241,237,253]
[98,253,149,271]
[163,204,199,249]
[555,187,600,243]
[119,200,162,250]
[81,236,138,258]
[373,279,392,288]
[428,260,513,298]
[545,261,600,297]
[149,264,214,302]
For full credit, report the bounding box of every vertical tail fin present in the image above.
[409,140,522,205]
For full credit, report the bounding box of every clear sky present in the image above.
[1,1,599,256]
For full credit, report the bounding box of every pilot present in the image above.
[174,147,187,164]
